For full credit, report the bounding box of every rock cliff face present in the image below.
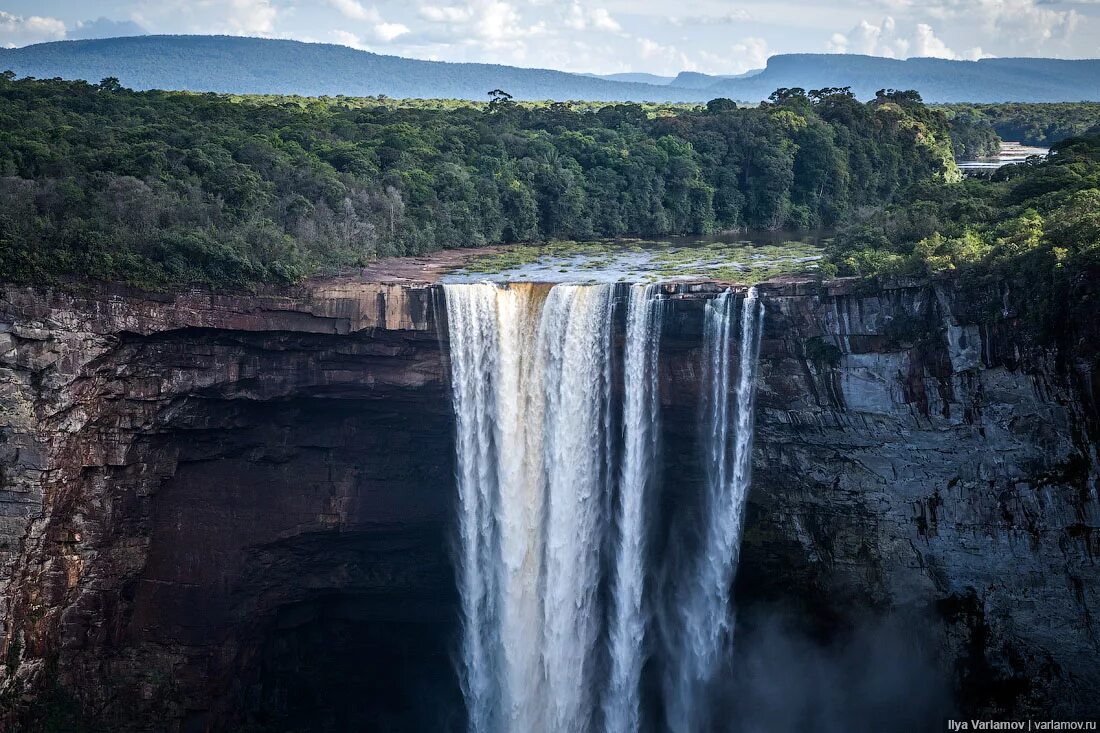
[0,277,1096,730]
[660,279,1100,722]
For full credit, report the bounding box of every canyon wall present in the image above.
[0,276,1096,730]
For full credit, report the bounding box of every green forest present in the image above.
[0,75,954,289]
[826,132,1100,332]
[1,74,1097,329]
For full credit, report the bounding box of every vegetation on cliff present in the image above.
[826,133,1100,333]
[0,75,954,288]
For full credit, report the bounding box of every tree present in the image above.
[875,89,923,106]
[487,89,515,114]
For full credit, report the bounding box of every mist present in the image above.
[709,608,954,733]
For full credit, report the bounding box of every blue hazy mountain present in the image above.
[711,54,1100,103]
[0,36,713,102]
[1,36,1098,103]
[668,70,762,89]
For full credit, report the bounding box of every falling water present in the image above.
[539,285,615,733]
[446,283,503,733]
[605,284,664,733]
[445,281,760,733]
[664,287,765,733]
[445,282,617,733]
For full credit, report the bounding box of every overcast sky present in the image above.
[1,1,1098,75]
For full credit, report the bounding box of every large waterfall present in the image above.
[444,282,763,733]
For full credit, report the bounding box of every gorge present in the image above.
[0,271,1098,731]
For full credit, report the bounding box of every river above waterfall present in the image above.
[441,231,826,284]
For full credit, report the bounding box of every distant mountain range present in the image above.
[707,54,1100,103]
[2,35,1099,104]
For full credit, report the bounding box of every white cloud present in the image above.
[634,34,768,75]
[130,0,277,36]
[419,5,474,23]
[866,0,1082,54]
[411,0,548,65]
[328,0,378,23]
[565,3,622,32]
[827,16,987,59]
[332,20,410,48]
[324,0,409,41]
[589,8,622,32]
[0,11,66,48]
[222,0,278,34]
[374,22,412,41]
[911,22,954,57]
[668,10,752,26]
[730,36,770,71]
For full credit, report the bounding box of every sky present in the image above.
[0,1,1097,76]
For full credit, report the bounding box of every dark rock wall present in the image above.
[0,283,457,731]
[658,280,1100,720]
[0,277,1096,729]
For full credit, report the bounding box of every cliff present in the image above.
[0,275,1096,730]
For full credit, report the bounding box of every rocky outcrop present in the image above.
[0,275,1097,730]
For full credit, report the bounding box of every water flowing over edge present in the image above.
[664,286,765,733]
[605,284,664,733]
[444,282,763,733]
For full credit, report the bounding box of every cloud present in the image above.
[332,20,411,48]
[731,36,770,70]
[0,11,66,48]
[222,0,278,34]
[634,34,768,75]
[130,0,277,36]
[419,5,474,23]
[827,16,986,59]
[376,22,412,41]
[668,10,752,26]
[565,3,622,33]
[324,0,410,40]
[867,0,1082,54]
[412,0,547,64]
[328,0,378,22]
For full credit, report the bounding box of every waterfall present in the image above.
[445,282,617,733]
[445,281,760,733]
[664,287,765,733]
[605,284,663,733]
[539,285,615,733]
[446,283,503,733]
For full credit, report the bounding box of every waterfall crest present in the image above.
[444,282,761,733]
